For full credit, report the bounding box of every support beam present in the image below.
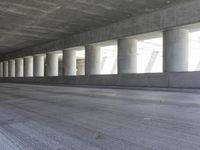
[15,58,24,77]
[63,49,76,76]
[163,29,189,72]
[24,56,33,77]
[33,54,45,77]
[46,52,59,77]
[9,59,15,77]
[0,62,3,77]
[3,61,8,77]
[118,38,137,74]
[2,0,199,61]
[85,45,101,75]
[58,55,63,76]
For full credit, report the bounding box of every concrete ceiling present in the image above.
[0,0,193,54]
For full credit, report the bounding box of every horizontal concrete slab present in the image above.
[1,1,200,60]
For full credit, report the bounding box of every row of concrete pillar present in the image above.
[0,51,80,77]
[0,28,189,77]
[0,56,43,78]
[118,29,189,73]
[85,28,189,74]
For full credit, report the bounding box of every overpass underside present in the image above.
[0,1,200,150]
[0,1,200,89]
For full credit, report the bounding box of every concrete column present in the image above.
[63,49,77,76]
[118,38,137,74]
[163,29,189,72]
[9,59,15,77]
[33,54,45,77]
[24,56,33,77]
[15,58,24,77]
[85,45,101,75]
[0,62,3,77]
[46,52,59,76]
[58,55,63,76]
[3,61,8,77]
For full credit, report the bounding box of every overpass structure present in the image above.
[0,1,200,150]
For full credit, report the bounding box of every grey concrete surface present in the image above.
[0,62,3,77]
[1,0,200,60]
[0,83,200,149]
[118,38,137,74]
[3,61,8,77]
[2,72,200,88]
[15,58,23,77]
[63,49,76,76]
[33,54,45,77]
[163,29,189,72]
[8,59,15,77]
[85,45,101,75]
[0,0,191,54]
[24,56,33,77]
[3,71,200,88]
[46,52,59,77]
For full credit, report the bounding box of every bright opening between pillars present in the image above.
[100,45,117,74]
[137,38,163,73]
[189,31,200,71]
[76,49,85,75]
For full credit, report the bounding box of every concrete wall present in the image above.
[1,72,200,89]
[1,1,200,60]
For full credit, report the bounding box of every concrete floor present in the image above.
[0,84,200,150]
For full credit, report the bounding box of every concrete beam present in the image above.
[1,1,200,60]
